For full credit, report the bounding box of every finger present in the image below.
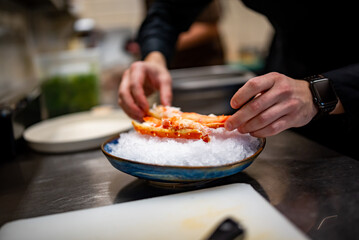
[238,101,291,133]
[118,71,145,121]
[129,64,150,112]
[249,114,292,138]
[159,77,172,106]
[120,98,144,121]
[225,89,279,131]
[230,73,276,109]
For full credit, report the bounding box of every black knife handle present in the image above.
[206,218,245,240]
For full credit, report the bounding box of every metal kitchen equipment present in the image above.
[170,65,255,115]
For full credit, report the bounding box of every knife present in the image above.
[205,218,245,240]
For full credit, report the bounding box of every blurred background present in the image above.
[0,0,273,158]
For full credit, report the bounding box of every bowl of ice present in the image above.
[101,128,265,187]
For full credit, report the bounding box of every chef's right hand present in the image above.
[118,52,172,121]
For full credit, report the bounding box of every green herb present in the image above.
[42,73,99,118]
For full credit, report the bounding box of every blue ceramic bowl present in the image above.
[101,135,265,186]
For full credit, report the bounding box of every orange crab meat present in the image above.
[132,105,230,142]
[132,121,209,142]
[147,105,182,119]
[142,116,162,127]
[181,112,230,128]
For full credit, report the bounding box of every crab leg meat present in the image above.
[132,105,229,142]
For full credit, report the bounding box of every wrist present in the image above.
[144,51,167,67]
[300,80,319,120]
[330,100,344,114]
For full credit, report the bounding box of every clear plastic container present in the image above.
[37,50,100,118]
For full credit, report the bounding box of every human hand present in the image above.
[225,72,318,137]
[118,52,172,121]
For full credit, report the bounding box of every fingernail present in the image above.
[231,100,238,109]
[225,122,233,131]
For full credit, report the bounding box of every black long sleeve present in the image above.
[137,0,212,65]
[298,62,359,159]
[324,64,359,125]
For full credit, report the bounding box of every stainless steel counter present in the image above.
[1,130,358,239]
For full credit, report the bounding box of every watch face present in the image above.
[312,79,337,105]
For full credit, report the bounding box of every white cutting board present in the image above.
[0,184,308,240]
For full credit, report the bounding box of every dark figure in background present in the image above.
[162,0,225,69]
[118,0,359,160]
[126,0,225,69]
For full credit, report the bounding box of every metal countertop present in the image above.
[1,130,358,239]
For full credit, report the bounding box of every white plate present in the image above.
[24,108,132,153]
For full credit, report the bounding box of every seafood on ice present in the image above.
[132,105,230,142]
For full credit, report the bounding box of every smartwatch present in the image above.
[305,75,338,119]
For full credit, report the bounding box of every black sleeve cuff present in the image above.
[322,63,359,123]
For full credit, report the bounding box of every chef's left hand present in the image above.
[225,72,318,137]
